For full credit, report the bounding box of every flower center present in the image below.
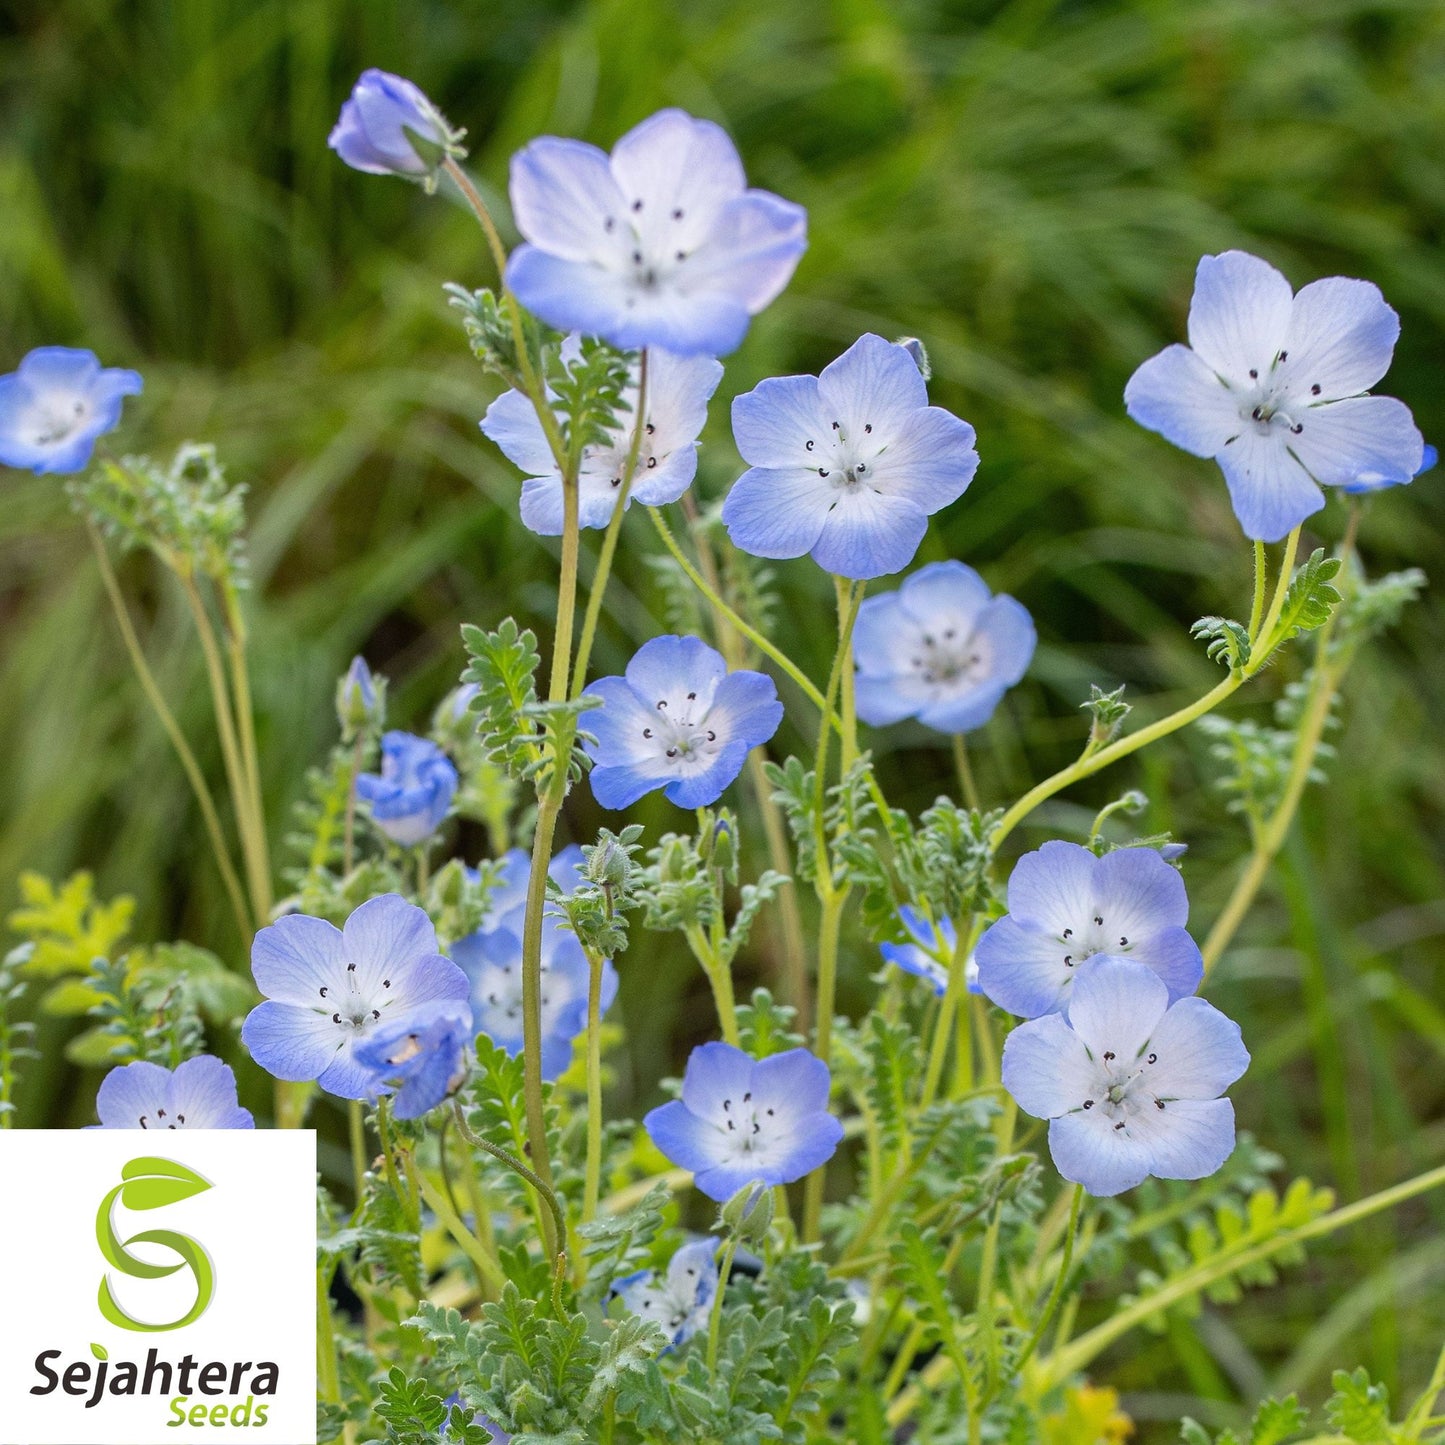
[641,692,722,768]
[1228,353,1322,441]
[319,961,392,1033]
[714,1089,780,1159]
[1057,912,1133,972]
[1079,1045,1164,1131]
[30,394,87,447]
[909,627,989,688]
[803,419,883,495]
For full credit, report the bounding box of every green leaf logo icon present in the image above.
[90,1343,108,1361]
[95,1156,216,1333]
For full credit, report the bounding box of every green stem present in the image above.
[952,733,980,811]
[802,891,846,1245]
[86,522,251,942]
[991,527,1301,853]
[685,923,740,1046]
[705,1237,737,1377]
[1013,1184,1084,1376]
[347,1099,368,1208]
[220,582,272,914]
[921,917,983,1108]
[342,735,363,876]
[650,507,831,716]
[404,1147,508,1293]
[572,350,649,695]
[1248,540,1268,638]
[583,951,606,1224]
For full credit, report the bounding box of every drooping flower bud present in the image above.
[328,69,464,182]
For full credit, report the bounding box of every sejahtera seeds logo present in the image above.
[0,1130,316,1444]
[96,1157,217,1332]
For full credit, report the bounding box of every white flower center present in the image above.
[29,393,88,448]
[908,626,991,689]
[1225,350,1327,443]
[709,1087,783,1163]
[603,198,698,302]
[1077,1044,1165,1133]
[799,418,886,495]
[1057,910,1135,973]
[317,960,393,1034]
[640,692,724,770]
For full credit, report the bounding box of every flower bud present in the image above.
[328,69,463,181]
[708,811,737,878]
[719,1180,774,1245]
[336,656,383,740]
[587,834,632,891]
[896,336,931,380]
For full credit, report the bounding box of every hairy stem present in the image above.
[582,951,606,1225]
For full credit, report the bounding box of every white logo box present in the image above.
[0,1130,316,1444]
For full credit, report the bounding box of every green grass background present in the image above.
[1,0,1443,1435]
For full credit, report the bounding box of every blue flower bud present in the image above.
[328,69,460,180]
[336,655,381,739]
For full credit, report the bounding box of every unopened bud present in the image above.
[896,336,931,380]
[336,656,383,740]
[720,1180,774,1244]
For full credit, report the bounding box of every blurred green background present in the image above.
[2,0,1443,1435]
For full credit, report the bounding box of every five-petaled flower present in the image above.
[854,561,1035,732]
[328,69,458,179]
[483,341,723,535]
[976,842,1203,1018]
[0,347,142,475]
[356,731,458,847]
[242,894,471,1100]
[355,1000,472,1120]
[880,907,978,997]
[1001,956,1249,1196]
[90,1056,253,1130]
[1124,250,1424,541]
[723,334,979,579]
[613,1237,719,1347]
[506,108,807,357]
[452,911,617,1081]
[585,635,783,810]
[644,1041,844,1201]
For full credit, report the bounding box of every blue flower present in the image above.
[853,561,1035,732]
[585,636,782,810]
[1341,441,1437,495]
[0,347,142,475]
[1124,250,1424,542]
[356,731,458,846]
[976,842,1204,1019]
[242,895,471,1101]
[469,844,587,933]
[613,1237,719,1346]
[1002,956,1249,1196]
[328,69,455,179]
[354,1000,472,1120]
[644,1042,844,1201]
[90,1056,253,1130]
[482,342,723,535]
[722,334,979,579]
[505,109,807,357]
[451,912,617,1081]
[880,907,979,996]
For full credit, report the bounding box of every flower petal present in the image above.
[1143,996,1250,1099]
[1122,1097,1237,1181]
[1289,395,1423,490]
[645,1098,729,1175]
[1282,276,1400,401]
[242,1001,343,1083]
[1048,1111,1154,1196]
[1216,428,1325,543]
[509,136,628,264]
[916,679,1011,735]
[343,894,442,995]
[1187,251,1293,382]
[897,561,993,638]
[661,739,752,807]
[864,407,978,512]
[252,914,347,1004]
[731,374,825,468]
[975,915,1074,1018]
[1095,847,1189,932]
[1001,1013,1098,1119]
[751,1047,832,1116]
[682,191,808,314]
[680,1040,756,1117]
[1124,344,1243,457]
[705,670,783,750]
[816,333,928,438]
[170,1056,252,1128]
[1064,957,1171,1062]
[481,387,558,477]
[623,634,728,712]
[721,465,830,560]
[810,488,928,580]
[95,1061,171,1128]
[608,110,746,244]
[1006,841,1099,933]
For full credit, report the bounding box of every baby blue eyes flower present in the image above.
[354,999,472,1120]
[585,635,783,810]
[1001,956,1249,1196]
[451,911,617,1082]
[90,1055,253,1130]
[722,334,979,579]
[328,69,457,179]
[976,841,1204,1018]
[644,1041,844,1201]
[470,844,586,933]
[0,347,142,475]
[1124,250,1424,542]
[1341,441,1437,495]
[506,108,807,357]
[482,342,723,535]
[356,731,458,846]
[242,894,470,1101]
[880,907,979,996]
[854,561,1035,733]
[613,1236,719,1346]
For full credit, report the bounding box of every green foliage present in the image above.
[1192,615,1253,673]
[445,284,550,388]
[1270,549,1344,648]
[460,618,544,780]
[549,337,633,464]
[735,988,804,1058]
[1082,683,1132,746]
[6,871,133,979]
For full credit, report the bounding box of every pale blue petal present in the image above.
[505,248,637,342]
[95,1061,171,1128]
[1048,1111,1154,1196]
[645,1099,724,1175]
[976,915,1074,1017]
[751,1047,831,1116]
[317,1040,383,1101]
[816,333,928,438]
[509,136,627,263]
[680,1040,755,1117]
[1186,251,1293,381]
[810,488,928,579]
[865,406,978,511]
[583,675,655,766]
[1064,957,1170,1061]
[897,561,992,637]
[242,1001,343,1083]
[608,109,746,228]
[1124,344,1242,457]
[591,761,666,810]
[252,914,346,1005]
[481,387,558,477]
[731,374,824,468]
[1128,925,1204,1002]
[1127,1097,1236,1181]
[1216,428,1325,542]
[916,679,1011,734]
[1291,395,1423,489]
[662,739,752,807]
[971,595,1037,686]
[852,593,910,678]
[1143,996,1250,1098]
[1007,841,1099,933]
[631,442,698,507]
[342,894,442,994]
[1095,847,1190,932]
[1281,275,1399,400]
[17,346,101,388]
[1001,1013,1097,1118]
[682,190,808,314]
[623,634,727,708]
[170,1055,253,1128]
[706,670,783,749]
[721,465,829,560]
[855,671,932,727]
